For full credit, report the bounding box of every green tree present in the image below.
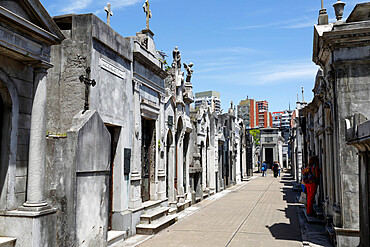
[249,129,260,147]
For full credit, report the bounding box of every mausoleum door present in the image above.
[0,83,11,209]
[265,148,273,169]
[0,94,3,164]
[166,131,173,198]
[183,133,189,192]
[105,125,121,231]
[0,94,4,197]
[141,118,155,202]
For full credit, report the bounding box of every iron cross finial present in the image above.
[79,67,96,114]
[143,0,152,29]
[105,3,113,26]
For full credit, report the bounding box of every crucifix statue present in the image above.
[79,67,96,114]
[143,0,152,29]
[104,3,113,26]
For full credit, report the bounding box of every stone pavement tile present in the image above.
[122,173,306,247]
[228,232,302,247]
[137,230,232,247]
[239,203,291,235]
[169,210,246,231]
[259,190,286,205]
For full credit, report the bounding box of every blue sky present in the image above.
[40,0,362,112]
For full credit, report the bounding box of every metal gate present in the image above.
[141,118,155,202]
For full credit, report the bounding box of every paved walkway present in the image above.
[125,172,304,247]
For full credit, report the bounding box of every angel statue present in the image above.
[172,46,181,69]
[183,62,194,83]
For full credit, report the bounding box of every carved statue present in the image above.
[183,62,194,83]
[172,46,181,69]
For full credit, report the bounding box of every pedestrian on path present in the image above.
[278,162,281,177]
[261,161,267,177]
[272,161,279,178]
[302,156,321,216]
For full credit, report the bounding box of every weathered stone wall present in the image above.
[45,111,110,247]
[335,62,370,230]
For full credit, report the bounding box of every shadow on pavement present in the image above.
[266,174,302,242]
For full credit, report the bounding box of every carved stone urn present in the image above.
[333,0,346,21]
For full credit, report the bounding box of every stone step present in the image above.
[0,237,16,247]
[177,200,191,213]
[168,207,177,215]
[313,204,324,219]
[107,230,125,246]
[140,207,169,224]
[136,215,178,235]
[325,225,334,237]
[303,209,325,224]
[141,200,164,212]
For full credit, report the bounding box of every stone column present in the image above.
[129,79,142,209]
[23,65,51,209]
[169,144,176,203]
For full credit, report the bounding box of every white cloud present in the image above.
[195,60,318,86]
[61,0,92,13]
[229,17,315,30]
[257,64,318,84]
[59,0,142,14]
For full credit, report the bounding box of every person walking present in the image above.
[302,156,321,216]
[278,162,281,177]
[261,161,267,177]
[272,161,279,178]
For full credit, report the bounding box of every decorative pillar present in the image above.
[129,79,142,209]
[23,64,51,209]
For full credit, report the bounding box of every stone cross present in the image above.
[143,0,152,29]
[104,3,113,26]
[321,0,324,9]
[79,67,96,114]
[302,86,305,102]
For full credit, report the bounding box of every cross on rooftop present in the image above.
[104,3,113,26]
[143,0,152,30]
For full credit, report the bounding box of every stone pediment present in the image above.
[0,0,64,45]
[347,3,370,23]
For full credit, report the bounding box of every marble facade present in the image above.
[0,1,250,246]
[289,2,370,246]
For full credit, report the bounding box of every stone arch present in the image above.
[174,117,183,191]
[175,117,183,143]
[0,67,19,210]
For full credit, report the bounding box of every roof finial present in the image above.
[302,86,305,103]
[333,0,346,22]
[318,0,329,25]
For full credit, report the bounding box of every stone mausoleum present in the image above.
[0,1,254,246]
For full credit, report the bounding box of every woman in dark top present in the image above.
[272,161,279,178]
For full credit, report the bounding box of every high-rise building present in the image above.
[258,111,272,128]
[280,110,293,129]
[257,100,268,112]
[194,91,221,113]
[272,111,284,128]
[237,98,258,129]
